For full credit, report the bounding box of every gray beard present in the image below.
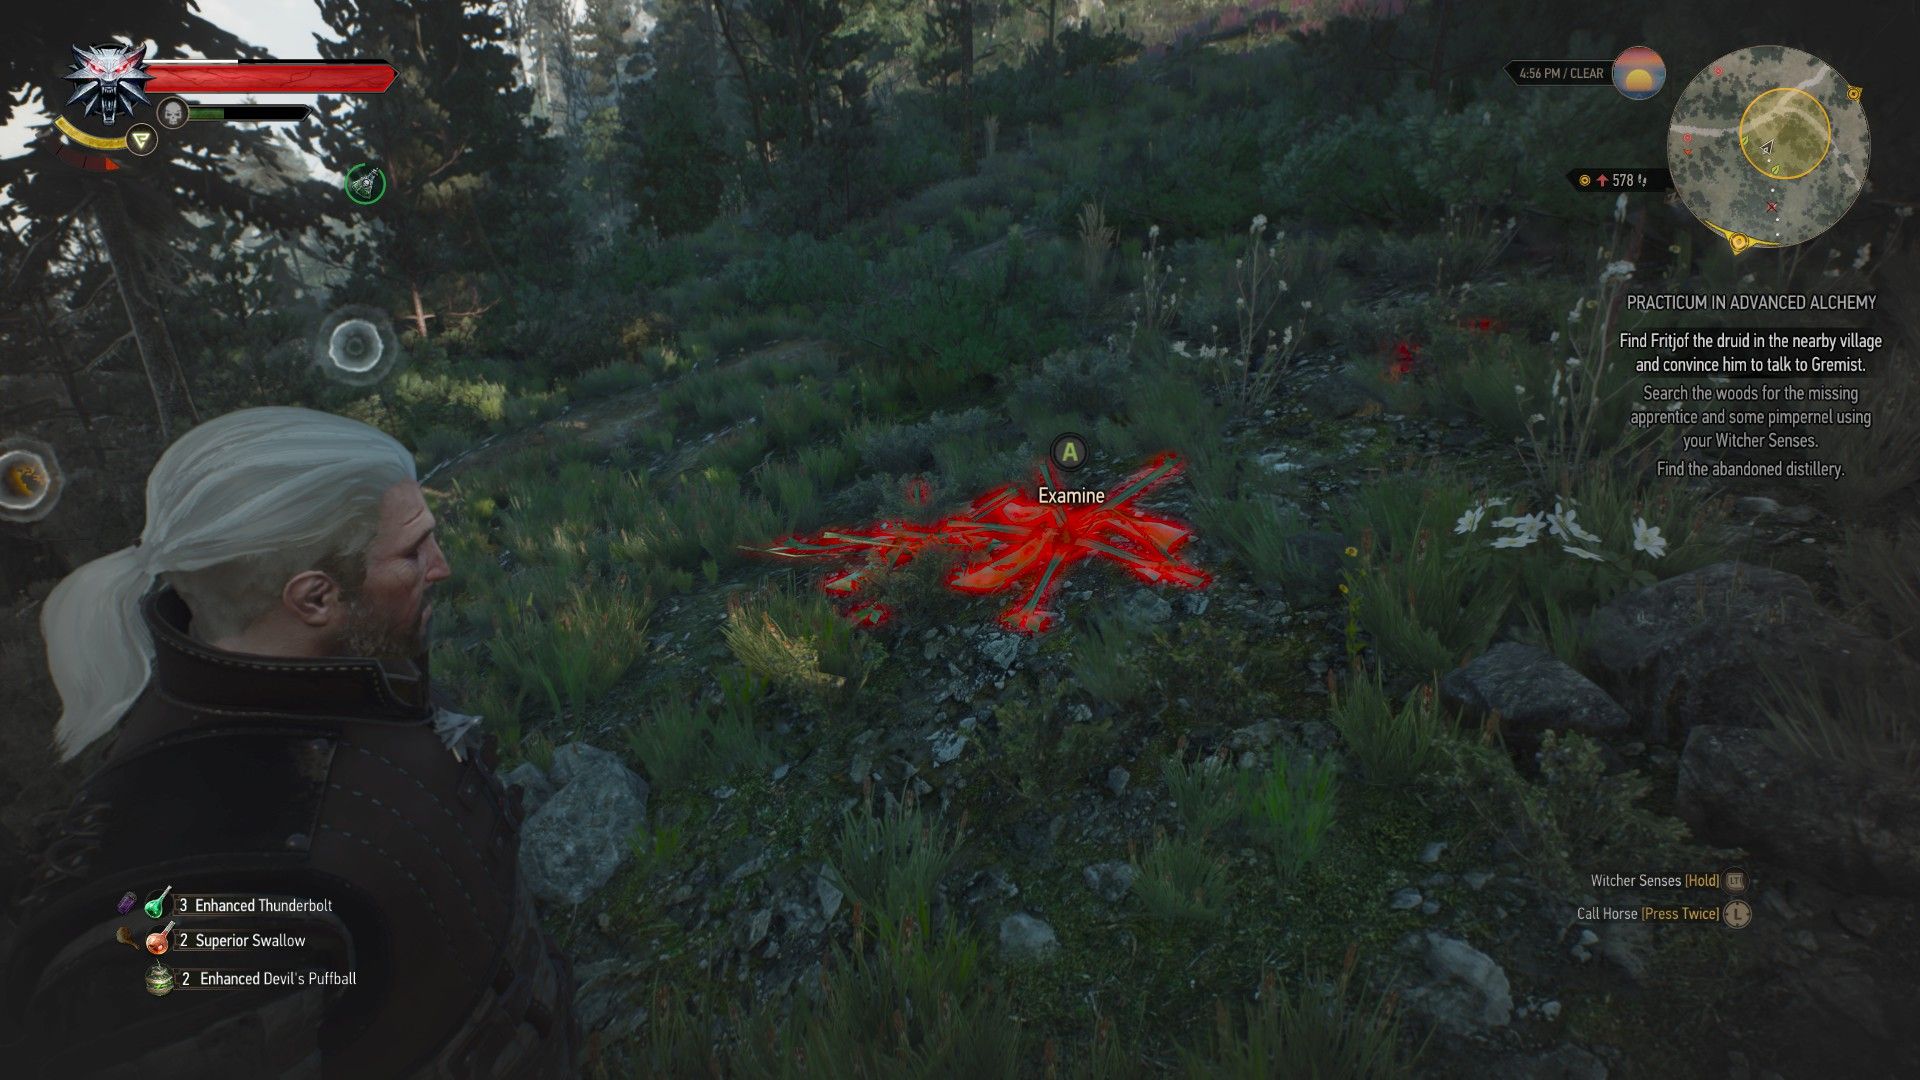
[340,593,429,660]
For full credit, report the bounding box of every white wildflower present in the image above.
[1300,300,1313,311]
[1632,517,1668,559]
[1613,193,1628,223]
[1494,514,1547,541]
[1251,214,1268,232]
[1513,384,1526,396]
[1454,504,1487,535]
[1545,501,1601,544]
[1549,331,1561,344]
[1567,301,1583,325]
[1896,205,1915,219]
[1565,356,1583,369]
[1149,224,1161,239]
[1563,545,1607,562]
[1600,259,1635,284]
[1491,534,1538,549]
[1528,413,1546,424]
[1282,326,1294,347]
[1852,243,1872,270]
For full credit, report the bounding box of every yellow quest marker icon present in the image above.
[1847,85,1863,101]
[1578,173,1592,187]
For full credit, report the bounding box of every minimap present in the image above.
[1666,46,1869,254]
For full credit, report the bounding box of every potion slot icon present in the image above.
[145,921,175,956]
[145,962,175,998]
[142,885,172,920]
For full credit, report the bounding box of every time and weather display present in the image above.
[50,40,394,206]
[1507,43,1870,254]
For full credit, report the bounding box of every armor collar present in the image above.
[137,586,434,726]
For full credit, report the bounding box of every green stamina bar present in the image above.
[187,104,311,122]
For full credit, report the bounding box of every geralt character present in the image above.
[1,407,574,1078]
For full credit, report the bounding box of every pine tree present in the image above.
[309,0,548,335]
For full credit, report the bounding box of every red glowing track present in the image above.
[146,61,396,95]
[751,453,1210,633]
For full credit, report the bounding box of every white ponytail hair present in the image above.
[41,407,417,761]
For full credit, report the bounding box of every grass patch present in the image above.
[723,584,880,707]
[487,584,655,720]
[1239,749,1338,882]
[1161,749,1240,839]
[623,682,776,791]
[826,793,964,930]
[1070,606,1153,706]
[1131,830,1230,924]
[1180,957,1422,1079]
[1330,669,1448,786]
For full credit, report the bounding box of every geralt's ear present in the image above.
[283,569,344,628]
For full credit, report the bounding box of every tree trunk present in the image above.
[960,0,976,174]
[93,183,189,440]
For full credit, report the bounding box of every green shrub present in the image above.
[1837,518,1920,664]
[1195,493,1319,592]
[413,425,472,471]
[1162,750,1240,839]
[623,687,775,791]
[827,794,963,930]
[1238,749,1337,881]
[1345,541,1509,679]
[1180,959,1421,1079]
[1131,830,1229,924]
[1764,666,1920,784]
[1331,670,1447,786]
[573,361,652,401]
[1534,731,1689,867]
[724,585,880,706]
[1071,607,1153,706]
[488,584,655,720]
[735,914,1018,1079]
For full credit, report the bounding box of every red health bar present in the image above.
[147,61,395,95]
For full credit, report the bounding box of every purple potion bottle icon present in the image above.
[116,891,137,916]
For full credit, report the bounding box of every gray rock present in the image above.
[1390,887,1423,911]
[502,761,556,817]
[1441,643,1629,738]
[549,741,624,786]
[1732,496,1816,525]
[1300,366,1386,420]
[1106,765,1131,796]
[1488,1043,1608,1080]
[1677,725,1920,895]
[929,730,968,766]
[816,866,844,920]
[572,958,646,1039]
[1117,588,1173,625]
[1419,841,1448,864]
[999,912,1059,960]
[1405,933,1513,1034]
[1420,899,1441,916]
[1083,861,1138,903]
[520,747,650,906]
[1183,592,1211,616]
[978,633,1022,670]
[1585,563,1911,742]
[1597,919,1653,982]
[741,908,772,951]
